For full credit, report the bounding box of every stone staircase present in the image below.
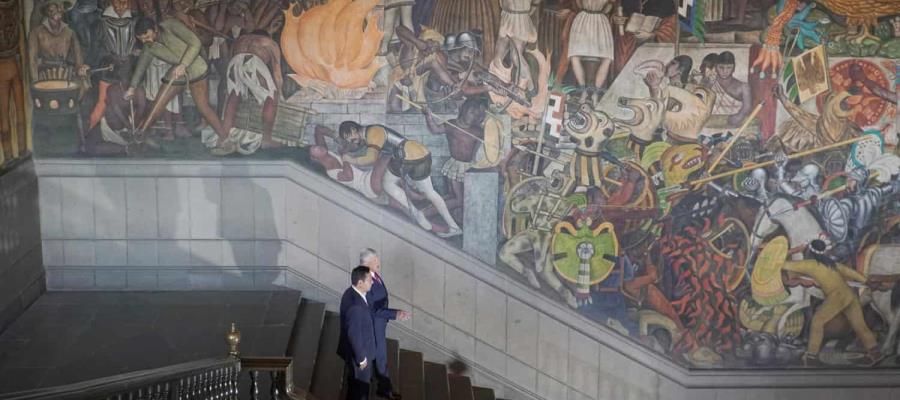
[288,298,508,400]
[0,291,508,400]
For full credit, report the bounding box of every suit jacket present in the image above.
[338,287,377,381]
[366,273,398,365]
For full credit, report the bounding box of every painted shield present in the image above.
[817,197,848,243]
[750,236,789,306]
[551,221,619,285]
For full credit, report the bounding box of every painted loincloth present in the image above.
[226,53,277,105]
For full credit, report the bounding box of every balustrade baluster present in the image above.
[189,375,198,399]
[231,366,239,400]
[249,370,259,400]
[212,368,222,400]
[196,373,203,398]
[221,368,228,400]
[223,369,229,400]
[212,370,219,398]
[269,371,281,400]
[205,371,213,398]
[216,368,225,399]
[225,367,233,400]
[210,370,218,400]
[194,374,202,399]
[178,378,188,400]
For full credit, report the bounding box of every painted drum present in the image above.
[31,80,80,115]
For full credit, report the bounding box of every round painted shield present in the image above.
[817,197,848,243]
[750,236,789,306]
[551,221,620,285]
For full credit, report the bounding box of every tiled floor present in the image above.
[0,290,301,394]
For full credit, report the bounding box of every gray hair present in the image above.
[359,248,378,264]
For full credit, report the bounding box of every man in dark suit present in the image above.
[338,266,377,400]
[360,248,410,400]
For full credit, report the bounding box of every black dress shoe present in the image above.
[376,391,402,400]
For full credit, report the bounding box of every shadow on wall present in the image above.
[66,164,285,289]
[186,163,284,288]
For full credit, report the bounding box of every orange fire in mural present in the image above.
[280,0,384,91]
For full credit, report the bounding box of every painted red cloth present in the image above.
[659,218,741,362]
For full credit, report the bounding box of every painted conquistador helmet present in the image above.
[791,164,820,187]
[444,31,480,53]
[442,34,457,51]
[456,31,480,53]
[847,167,870,185]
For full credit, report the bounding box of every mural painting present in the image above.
[20,0,900,369]
[1,0,30,171]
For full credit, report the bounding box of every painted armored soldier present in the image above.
[88,0,137,130]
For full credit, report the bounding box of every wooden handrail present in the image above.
[241,356,293,371]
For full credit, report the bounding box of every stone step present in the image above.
[286,299,327,392]
[398,349,425,400]
[368,337,403,398]
[309,312,345,400]
[423,361,450,400]
[448,375,474,400]
[386,338,400,384]
[472,386,496,400]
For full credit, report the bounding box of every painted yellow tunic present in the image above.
[783,259,876,355]
[782,260,865,305]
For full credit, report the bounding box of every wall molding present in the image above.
[34,157,900,391]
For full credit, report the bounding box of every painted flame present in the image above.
[280,0,384,89]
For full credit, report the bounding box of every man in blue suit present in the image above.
[338,266,377,400]
[360,248,410,400]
